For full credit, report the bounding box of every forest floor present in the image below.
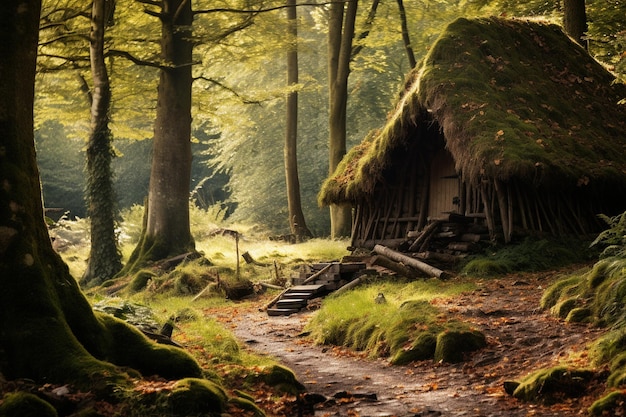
[208,267,608,417]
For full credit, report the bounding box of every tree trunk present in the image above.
[396,0,417,68]
[328,0,358,239]
[0,0,200,388]
[563,0,588,49]
[285,0,312,241]
[82,0,123,287]
[125,0,195,271]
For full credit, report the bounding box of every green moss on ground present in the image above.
[511,366,595,403]
[307,279,484,364]
[167,378,228,416]
[589,390,626,415]
[0,392,58,417]
[463,238,590,278]
[259,365,305,395]
[97,313,202,380]
[434,329,487,363]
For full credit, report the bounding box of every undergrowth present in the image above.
[461,236,593,277]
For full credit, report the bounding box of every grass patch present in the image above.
[462,237,592,277]
[306,278,483,364]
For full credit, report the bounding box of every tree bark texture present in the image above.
[127,0,195,269]
[328,0,358,238]
[0,0,201,386]
[563,0,588,49]
[285,0,312,240]
[82,0,123,287]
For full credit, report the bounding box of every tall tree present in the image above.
[0,0,200,389]
[285,0,312,240]
[396,0,416,68]
[82,0,123,287]
[563,0,588,49]
[327,0,358,239]
[124,0,195,270]
[327,0,379,238]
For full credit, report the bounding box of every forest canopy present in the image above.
[35,0,626,235]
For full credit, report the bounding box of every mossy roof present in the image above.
[320,17,626,205]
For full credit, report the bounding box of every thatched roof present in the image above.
[320,17,626,205]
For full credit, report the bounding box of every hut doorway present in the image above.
[427,149,459,219]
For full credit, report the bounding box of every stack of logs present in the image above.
[398,213,490,262]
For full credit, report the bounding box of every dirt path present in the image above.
[225,271,605,417]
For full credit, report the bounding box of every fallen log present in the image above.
[259,282,284,290]
[371,255,421,279]
[373,244,450,279]
[332,277,363,296]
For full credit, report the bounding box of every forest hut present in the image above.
[319,17,626,249]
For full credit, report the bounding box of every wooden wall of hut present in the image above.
[351,172,618,250]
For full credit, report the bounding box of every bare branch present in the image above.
[194,1,343,15]
[195,76,263,105]
[107,49,163,68]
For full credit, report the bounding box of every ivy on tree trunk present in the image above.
[82,0,123,287]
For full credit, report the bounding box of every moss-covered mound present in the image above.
[0,392,58,417]
[167,378,228,416]
[307,281,484,364]
[510,366,595,403]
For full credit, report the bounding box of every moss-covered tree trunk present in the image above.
[0,0,200,388]
[124,0,195,272]
[82,0,123,287]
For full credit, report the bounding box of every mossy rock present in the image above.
[228,396,265,417]
[588,390,626,416]
[550,298,578,319]
[391,332,437,365]
[539,275,583,309]
[512,366,595,402]
[260,365,305,394]
[0,392,57,417]
[168,378,228,416]
[565,307,592,323]
[433,330,486,363]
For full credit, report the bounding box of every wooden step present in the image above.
[288,284,326,295]
[275,298,308,309]
[267,308,300,317]
[281,292,316,299]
